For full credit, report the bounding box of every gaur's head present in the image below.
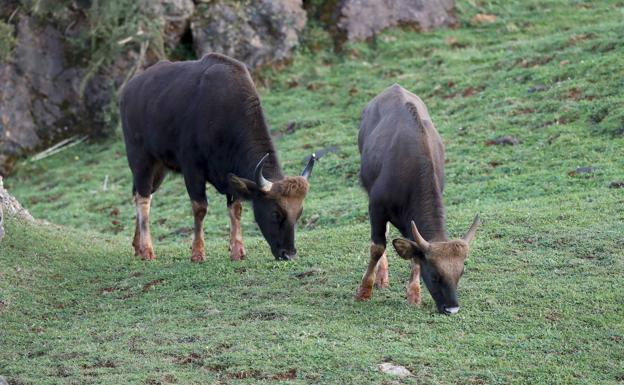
[392,216,480,314]
[228,153,315,261]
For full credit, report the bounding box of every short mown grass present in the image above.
[2,0,624,384]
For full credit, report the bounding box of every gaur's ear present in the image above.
[228,174,258,200]
[392,238,417,260]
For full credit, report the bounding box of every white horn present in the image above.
[254,153,273,192]
[411,220,430,251]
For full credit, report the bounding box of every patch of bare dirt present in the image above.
[295,268,324,279]
[241,309,286,321]
[485,136,520,146]
[142,279,164,292]
[81,359,117,369]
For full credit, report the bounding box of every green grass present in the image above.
[2,0,624,383]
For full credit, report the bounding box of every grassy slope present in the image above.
[2,0,624,384]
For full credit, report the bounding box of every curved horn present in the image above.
[254,153,273,192]
[462,214,481,243]
[301,153,316,180]
[410,220,430,251]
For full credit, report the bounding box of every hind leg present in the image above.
[134,193,155,260]
[182,168,207,263]
[190,200,207,262]
[131,159,164,260]
[132,164,166,257]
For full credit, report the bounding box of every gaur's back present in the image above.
[358,84,445,202]
[120,53,260,149]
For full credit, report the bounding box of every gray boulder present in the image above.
[336,0,457,42]
[191,0,306,69]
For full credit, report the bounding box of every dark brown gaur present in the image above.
[120,53,315,262]
[355,84,480,314]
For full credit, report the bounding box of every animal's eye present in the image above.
[272,211,282,221]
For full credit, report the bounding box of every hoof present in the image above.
[191,252,205,263]
[355,286,372,301]
[139,247,156,261]
[406,292,422,307]
[229,242,246,261]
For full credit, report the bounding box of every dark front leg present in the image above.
[406,260,422,306]
[356,204,388,301]
[356,243,386,301]
[227,197,246,261]
[375,248,389,289]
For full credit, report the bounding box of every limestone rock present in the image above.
[378,362,413,378]
[336,0,457,42]
[191,0,307,69]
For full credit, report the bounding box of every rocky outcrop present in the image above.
[191,0,306,69]
[1,16,81,175]
[0,1,163,176]
[0,15,125,176]
[335,0,457,42]
[140,0,195,50]
[0,176,34,240]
